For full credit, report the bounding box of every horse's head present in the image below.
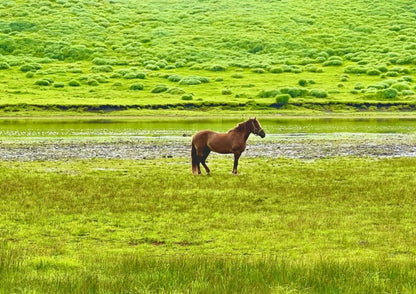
[250,118,265,138]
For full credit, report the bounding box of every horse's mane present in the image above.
[227,120,249,133]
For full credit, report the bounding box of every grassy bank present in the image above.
[1,157,416,292]
[1,0,416,111]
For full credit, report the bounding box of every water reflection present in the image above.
[0,117,415,141]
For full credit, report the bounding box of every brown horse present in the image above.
[191,118,265,175]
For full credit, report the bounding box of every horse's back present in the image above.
[192,130,215,146]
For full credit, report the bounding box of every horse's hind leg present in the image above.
[201,147,211,174]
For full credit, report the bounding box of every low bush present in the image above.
[68,80,81,87]
[269,67,283,73]
[181,94,193,100]
[378,88,398,99]
[279,87,308,98]
[222,88,232,95]
[179,76,209,85]
[258,89,279,98]
[54,82,65,88]
[34,79,51,86]
[386,71,399,77]
[0,62,10,69]
[168,75,182,82]
[151,84,169,93]
[20,63,41,72]
[179,77,201,85]
[309,89,328,98]
[87,79,99,86]
[366,69,381,76]
[252,68,265,74]
[391,82,411,91]
[354,83,365,90]
[91,65,113,73]
[167,87,185,95]
[275,94,290,106]
[344,65,368,74]
[323,60,343,66]
[130,83,144,91]
[231,73,244,78]
[209,64,226,71]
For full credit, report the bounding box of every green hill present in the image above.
[1,0,416,112]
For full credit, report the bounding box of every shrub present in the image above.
[252,68,265,73]
[124,72,138,79]
[378,88,398,99]
[402,90,414,96]
[298,79,308,87]
[386,71,399,77]
[354,83,365,90]
[179,77,201,85]
[269,67,283,73]
[323,60,343,66]
[20,64,35,72]
[130,83,144,91]
[181,94,193,101]
[309,89,328,98]
[167,87,185,95]
[391,82,411,91]
[399,76,412,82]
[344,65,368,74]
[54,82,65,88]
[145,64,160,71]
[156,60,167,68]
[26,72,34,78]
[68,80,81,87]
[168,74,182,82]
[110,73,122,79]
[275,94,290,106]
[366,69,381,76]
[136,72,146,79]
[151,84,168,93]
[87,79,99,86]
[279,87,307,98]
[215,77,224,82]
[209,64,226,71]
[91,65,113,73]
[0,62,10,69]
[179,76,209,85]
[231,73,243,79]
[222,88,232,95]
[258,89,279,98]
[34,79,51,86]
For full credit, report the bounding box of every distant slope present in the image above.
[0,0,415,111]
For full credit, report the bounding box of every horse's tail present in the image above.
[191,142,199,174]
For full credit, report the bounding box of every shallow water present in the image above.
[1,117,416,160]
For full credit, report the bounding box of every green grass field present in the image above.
[1,157,416,293]
[1,0,416,112]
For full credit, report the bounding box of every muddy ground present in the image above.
[1,133,416,161]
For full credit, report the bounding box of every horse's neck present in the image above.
[231,123,251,141]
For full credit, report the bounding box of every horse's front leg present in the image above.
[232,152,241,174]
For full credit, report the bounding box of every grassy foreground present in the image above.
[1,157,416,293]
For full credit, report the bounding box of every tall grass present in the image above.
[1,158,416,292]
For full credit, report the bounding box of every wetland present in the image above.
[1,117,416,161]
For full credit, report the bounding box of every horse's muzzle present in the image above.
[258,129,266,138]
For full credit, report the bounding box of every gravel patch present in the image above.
[1,133,416,161]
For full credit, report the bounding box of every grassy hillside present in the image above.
[1,0,416,111]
